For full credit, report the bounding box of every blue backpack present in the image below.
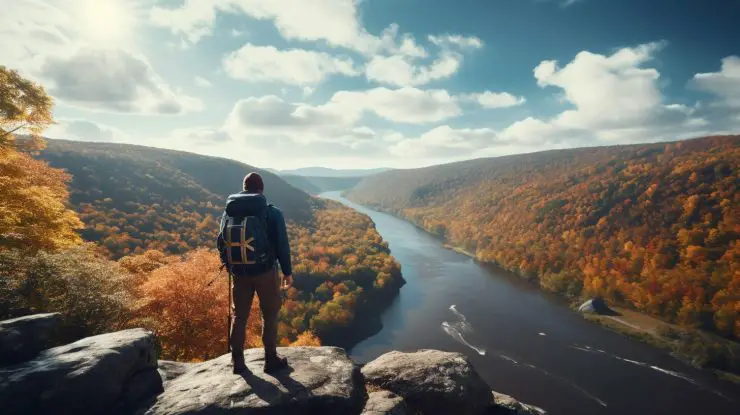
[218,193,274,277]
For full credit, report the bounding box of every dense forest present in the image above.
[347,136,739,341]
[1,66,402,364]
[24,140,403,359]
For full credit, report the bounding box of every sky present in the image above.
[2,0,739,170]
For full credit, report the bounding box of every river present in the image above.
[320,191,740,415]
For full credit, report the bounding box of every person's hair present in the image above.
[243,172,264,193]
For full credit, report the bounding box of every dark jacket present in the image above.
[217,192,292,276]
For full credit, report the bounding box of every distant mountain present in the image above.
[282,175,364,195]
[347,135,740,339]
[278,167,392,177]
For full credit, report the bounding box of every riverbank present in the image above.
[441,240,740,385]
[346,198,740,386]
[326,191,740,415]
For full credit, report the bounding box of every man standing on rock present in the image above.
[217,172,293,374]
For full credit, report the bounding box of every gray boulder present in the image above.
[362,349,492,415]
[362,390,408,415]
[577,297,618,316]
[0,328,159,415]
[490,391,546,415]
[0,312,61,365]
[157,360,193,386]
[141,346,364,415]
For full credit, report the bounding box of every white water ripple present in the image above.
[568,344,733,402]
[441,305,486,355]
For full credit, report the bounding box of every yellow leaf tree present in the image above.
[0,66,83,251]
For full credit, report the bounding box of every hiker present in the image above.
[217,172,293,374]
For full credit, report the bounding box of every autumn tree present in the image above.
[0,244,135,342]
[132,249,230,361]
[0,66,82,251]
[131,248,322,361]
[0,66,53,149]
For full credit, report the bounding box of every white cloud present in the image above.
[224,95,358,135]
[428,34,483,50]
[691,55,740,107]
[150,0,381,53]
[171,86,464,160]
[463,91,526,108]
[46,118,130,142]
[498,42,708,146]
[365,52,462,87]
[150,0,217,44]
[223,43,359,86]
[365,33,483,87]
[1,1,198,115]
[195,76,212,87]
[302,87,315,98]
[331,87,461,124]
[534,42,666,129]
[39,48,203,114]
[390,125,502,157]
[220,87,460,134]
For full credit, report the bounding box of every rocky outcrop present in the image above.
[491,392,546,415]
[361,390,408,415]
[362,349,493,415]
[0,312,61,365]
[0,328,160,415]
[0,314,545,415]
[577,297,618,316]
[140,346,365,415]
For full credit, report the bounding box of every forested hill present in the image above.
[347,135,740,339]
[281,175,364,195]
[38,139,313,256]
[29,139,402,352]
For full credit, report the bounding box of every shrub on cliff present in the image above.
[0,245,135,342]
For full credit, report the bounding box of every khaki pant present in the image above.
[229,267,281,357]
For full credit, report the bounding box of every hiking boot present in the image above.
[232,351,247,374]
[264,355,289,374]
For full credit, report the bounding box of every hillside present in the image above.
[33,139,403,350]
[279,166,392,177]
[347,135,740,339]
[40,140,313,255]
[281,175,363,195]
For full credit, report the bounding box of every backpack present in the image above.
[218,193,274,277]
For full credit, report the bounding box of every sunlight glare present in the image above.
[74,0,136,45]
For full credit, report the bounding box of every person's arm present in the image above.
[271,207,293,278]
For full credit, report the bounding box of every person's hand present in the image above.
[281,274,293,289]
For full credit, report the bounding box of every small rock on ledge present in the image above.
[490,391,547,415]
[0,312,61,365]
[362,390,408,415]
[362,349,493,415]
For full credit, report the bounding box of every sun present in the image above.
[74,0,137,46]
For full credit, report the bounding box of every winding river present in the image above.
[320,191,740,415]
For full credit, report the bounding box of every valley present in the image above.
[346,136,740,352]
[18,139,405,357]
[321,191,740,415]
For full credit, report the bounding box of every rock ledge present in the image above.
[0,315,545,414]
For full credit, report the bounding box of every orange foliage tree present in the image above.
[0,66,82,252]
[132,249,230,361]
[131,248,321,361]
